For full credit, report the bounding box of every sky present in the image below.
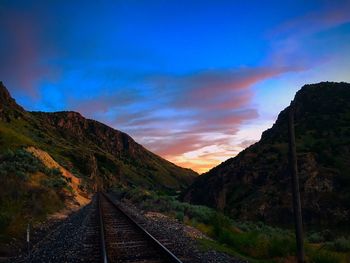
[1,0,350,173]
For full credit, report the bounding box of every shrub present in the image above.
[0,213,11,233]
[15,171,28,180]
[186,205,215,224]
[175,211,184,222]
[309,232,326,243]
[47,168,62,177]
[42,177,67,189]
[0,149,47,177]
[328,237,350,252]
[268,236,295,257]
[208,213,231,236]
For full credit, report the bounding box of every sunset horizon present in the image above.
[1,0,350,173]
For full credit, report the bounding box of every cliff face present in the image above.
[183,82,350,227]
[32,111,141,157]
[0,82,25,121]
[0,82,197,192]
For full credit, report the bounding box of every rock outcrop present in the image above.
[31,111,143,158]
[0,81,25,121]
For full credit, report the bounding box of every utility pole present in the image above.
[288,101,305,263]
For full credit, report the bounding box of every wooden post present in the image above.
[27,223,30,258]
[288,101,305,263]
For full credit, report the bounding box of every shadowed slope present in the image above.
[184,82,350,227]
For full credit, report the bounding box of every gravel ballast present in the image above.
[108,194,247,263]
[7,194,247,263]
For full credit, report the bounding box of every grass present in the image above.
[0,149,68,244]
[198,238,270,263]
[112,186,350,263]
[326,237,350,252]
[308,248,349,263]
[0,123,35,151]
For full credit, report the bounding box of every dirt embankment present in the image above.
[26,146,90,207]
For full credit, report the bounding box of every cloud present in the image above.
[0,9,59,96]
[270,1,350,38]
[0,2,314,173]
[67,89,141,116]
[87,65,301,172]
[264,2,350,74]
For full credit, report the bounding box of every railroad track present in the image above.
[97,193,183,263]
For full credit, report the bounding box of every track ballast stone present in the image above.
[9,194,247,263]
[108,194,247,263]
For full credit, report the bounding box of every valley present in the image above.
[1,82,350,262]
[2,1,350,262]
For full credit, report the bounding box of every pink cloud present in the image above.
[188,67,296,96]
[162,66,303,110]
[0,10,59,96]
[154,135,207,157]
[62,63,304,173]
[147,66,302,171]
[2,14,39,90]
[98,65,303,173]
[270,2,350,37]
[68,90,139,116]
[149,133,232,157]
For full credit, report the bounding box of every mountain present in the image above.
[0,82,196,191]
[183,82,350,228]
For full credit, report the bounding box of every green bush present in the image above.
[0,149,47,177]
[0,149,68,192]
[187,205,215,224]
[42,177,68,189]
[15,171,28,180]
[175,211,184,222]
[0,213,11,233]
[309,232,326,243]
[268,236,295,257]
[210,213,231,235]
[46,168,62,177]
[328,237,350,252]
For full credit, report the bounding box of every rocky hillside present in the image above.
[183,82,350,228]
[0,81,196,192]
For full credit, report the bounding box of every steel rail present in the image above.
[101,192,183,263]
[98,194,108,263]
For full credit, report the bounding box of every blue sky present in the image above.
[1,0,350,172]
